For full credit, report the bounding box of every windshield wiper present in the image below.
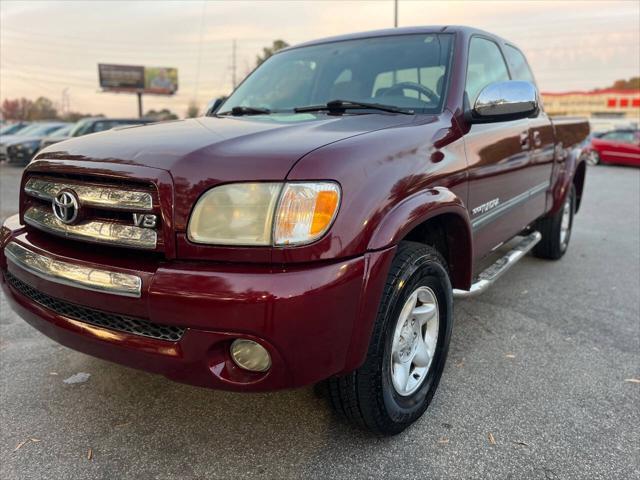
[218,106,272,116]
[294,99,414,115]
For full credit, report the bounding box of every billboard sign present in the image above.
[98,64,178,95]
[98,64,144,90]
[144,67,178,95]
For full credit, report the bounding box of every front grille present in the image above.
[22,174,163,251]
[5,272,184,342]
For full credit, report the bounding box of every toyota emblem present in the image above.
[52,190,79,224]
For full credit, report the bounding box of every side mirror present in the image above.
[205,97,226,116]
[468,80,538,123]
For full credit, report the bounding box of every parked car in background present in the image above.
[1,26,589,436]
[585,129,640,166]
[38,124,74,150]
[0,122,68,163]
[40,117,154,149]
[0,121,31,138]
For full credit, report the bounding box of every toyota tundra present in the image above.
[0,26,589,435]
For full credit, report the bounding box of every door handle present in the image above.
[532,130,542,148]
[519,131,530,150]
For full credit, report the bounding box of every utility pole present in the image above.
[394,0,398,27]
[61,88,70,116]
[137,92,143,118]
[231,39,237,89]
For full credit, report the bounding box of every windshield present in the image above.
[69,119,94,137]
[219,33,454,115]
[48,125,73,137]
[11,123,65,136]
[0,123,28,135]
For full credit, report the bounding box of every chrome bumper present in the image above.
[4,241,142,298]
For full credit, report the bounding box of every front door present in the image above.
[464,36,544,259]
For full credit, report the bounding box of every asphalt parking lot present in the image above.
[0,161,638,480]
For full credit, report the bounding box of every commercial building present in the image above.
[541,89,640,120]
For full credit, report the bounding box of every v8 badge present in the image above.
[133,213,157,228]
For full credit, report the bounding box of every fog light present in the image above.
[230,339,271,372]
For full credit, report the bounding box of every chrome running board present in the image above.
[453,231,541,299]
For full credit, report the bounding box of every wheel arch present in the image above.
[368,187,473,290]
[573,159,587,213]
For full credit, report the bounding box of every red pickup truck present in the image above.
[0,26,589,435]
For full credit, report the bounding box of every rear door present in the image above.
[464,36,539,258]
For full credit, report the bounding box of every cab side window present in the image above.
[504,45,535,83]
[466,37,510,105]
[603,130,636,143]
[93,121,115,133]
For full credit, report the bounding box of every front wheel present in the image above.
[587,150,600,166]
[532,185,575,260]
[327,242,453,436]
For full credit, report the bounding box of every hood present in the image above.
[36,115,415,181]
[1,134,33,146]
[33,114,416,231]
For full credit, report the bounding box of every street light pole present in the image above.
[394,0,398,27]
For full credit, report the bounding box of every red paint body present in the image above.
[0,26,589,391]
[587,130,640,166]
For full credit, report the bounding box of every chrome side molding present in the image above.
[453,231,541,298]
[5,241,142,298]
[25,177,153,211]
[24,206,157,250]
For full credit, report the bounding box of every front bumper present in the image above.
[1,215,394,391]
[6,145,37,164]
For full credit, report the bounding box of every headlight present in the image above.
[14,140,40,154]
[187,181,340,246]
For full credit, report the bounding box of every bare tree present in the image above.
[256,40,289,67]
[186,101,200,118]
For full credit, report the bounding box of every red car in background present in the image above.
[586,129,640,166]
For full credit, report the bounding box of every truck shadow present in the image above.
[31,298,498,475]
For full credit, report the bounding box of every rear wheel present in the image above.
[533,185,575,260]
[327,242,453,436]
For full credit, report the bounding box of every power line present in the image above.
[1,28,297,50]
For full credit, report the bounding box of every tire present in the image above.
[327,242,453,436]
[532,185,575,260]
[587,150,600,166]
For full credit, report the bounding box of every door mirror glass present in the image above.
[471,80,538,122]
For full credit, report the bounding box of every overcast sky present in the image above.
[1,0,639,117]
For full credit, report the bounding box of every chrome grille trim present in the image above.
[24,206,157,250]
[25,177,153,211]
[5,241,142,298]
